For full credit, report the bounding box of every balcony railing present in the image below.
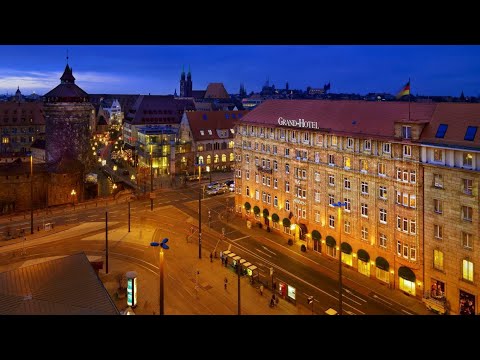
[257,165,273,174]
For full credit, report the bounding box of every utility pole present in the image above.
[30,154,33,234]
[332,201,347,315]
[237,260,241,315]
[128,201,131,232]
[150,146,154,211]
[198,190,202,259]
[105,211,109,274]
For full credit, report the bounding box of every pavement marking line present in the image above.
[343,302,365,314]
[231,235,249,242]
[262,246,277,256]
[254,249,272,258]
[401,309,414,315]
[345,288,367,302]
[371,293,392,305]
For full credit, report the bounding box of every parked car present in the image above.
[224,180,234,187]
[205,187,219,196]
[206,182,219,189]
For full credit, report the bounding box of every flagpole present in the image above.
[408,77,411,121]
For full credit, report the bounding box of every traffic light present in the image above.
[307,296,314,304]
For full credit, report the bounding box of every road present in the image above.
[0,178,421,315]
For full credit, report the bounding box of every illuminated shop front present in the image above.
[357,249,370,277]
[398,266,416,296]
[325,236,336,258]
[375,257,390,284]
[340,242,353,266]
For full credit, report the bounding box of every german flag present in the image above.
[396,80,410,99]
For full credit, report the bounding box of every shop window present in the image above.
[326,245,336,258]
[399,277,416,296]
[358,260,370,277]
[341,252,352,266]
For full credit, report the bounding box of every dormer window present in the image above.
[402,126,411,139]
[208,130,212,135]
[200,130,204,136]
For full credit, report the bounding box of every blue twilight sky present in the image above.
[0,45,479,97]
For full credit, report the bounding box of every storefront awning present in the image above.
[375,256,389,271]
[325,236,336,247]
[357,249,370,262]
[398,266,416,282]
[340,242,352,254]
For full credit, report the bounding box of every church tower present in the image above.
[186,65,193,97]
[180,66,186,97]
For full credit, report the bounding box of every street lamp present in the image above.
[29,153,33,234]
[70,189,76,208]
[150,238,169,315]
[206,165,211,183]
[150,144,153,211]
[332,201,347,315]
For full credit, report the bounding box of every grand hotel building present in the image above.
[233,99,480,314]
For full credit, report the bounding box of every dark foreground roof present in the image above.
[0,252,119,315]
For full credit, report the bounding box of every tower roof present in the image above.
[44,64,88,101]
[60,64,76,84]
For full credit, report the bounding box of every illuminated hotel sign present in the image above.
[278,117,318,129]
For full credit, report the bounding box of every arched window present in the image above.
[207,155,211,164]
[222,154,227,162]
[229,153,234,161]
[228,141,234,149]
[181,157,186,163]
[214,154,219,163]
[246,186,250,196]
[198,156,204,164]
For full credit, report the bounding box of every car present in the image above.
[216,185,229,195]
[206,182,219,190]
[224,180,234,187]
[205,188,219,196]
[229,184,235,192]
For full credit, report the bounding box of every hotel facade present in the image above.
[233,100,480,314]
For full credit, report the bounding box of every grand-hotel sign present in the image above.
[277,117,318,129]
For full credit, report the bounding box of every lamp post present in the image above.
[70,189,76,209]
[237,257,241,315]
[150,144,153,211]
[207,165,211,183]
[30,153,33,234]
[128,200,131,233]
[150,238,169,315]
[198,190,202,259]
[332,201,347,315]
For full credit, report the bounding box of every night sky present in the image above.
[0,45,479,97]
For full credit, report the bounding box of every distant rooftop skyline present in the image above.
[0,45,479,97]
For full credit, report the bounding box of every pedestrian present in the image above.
[219,250,223,259]
[210,252,213,263]
[273,281,277,291]
[224,257,228,267]
[260,284,264,296]
[224,277,228,290]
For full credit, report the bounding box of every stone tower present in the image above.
[44,64,95,166]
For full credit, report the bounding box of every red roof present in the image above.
[239,99,437,139]
[420,103,480,149]
[0,102,44,125]
[186,111,248,141]
[126,95,195,125]
[204,83,230,99]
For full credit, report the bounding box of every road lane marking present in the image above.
[232,235,249,242]
[372,293,392,305]
[401,309,414,315]
[254,248,272,258]
[345,288,367,302]
[262,246,277,256]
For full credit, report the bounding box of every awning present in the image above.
[298,223,307,235]
[375,257,389,271]
[398,266,416,282]
[340,242,352,254]
[325,235,336,247]
[357,249,370,262]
